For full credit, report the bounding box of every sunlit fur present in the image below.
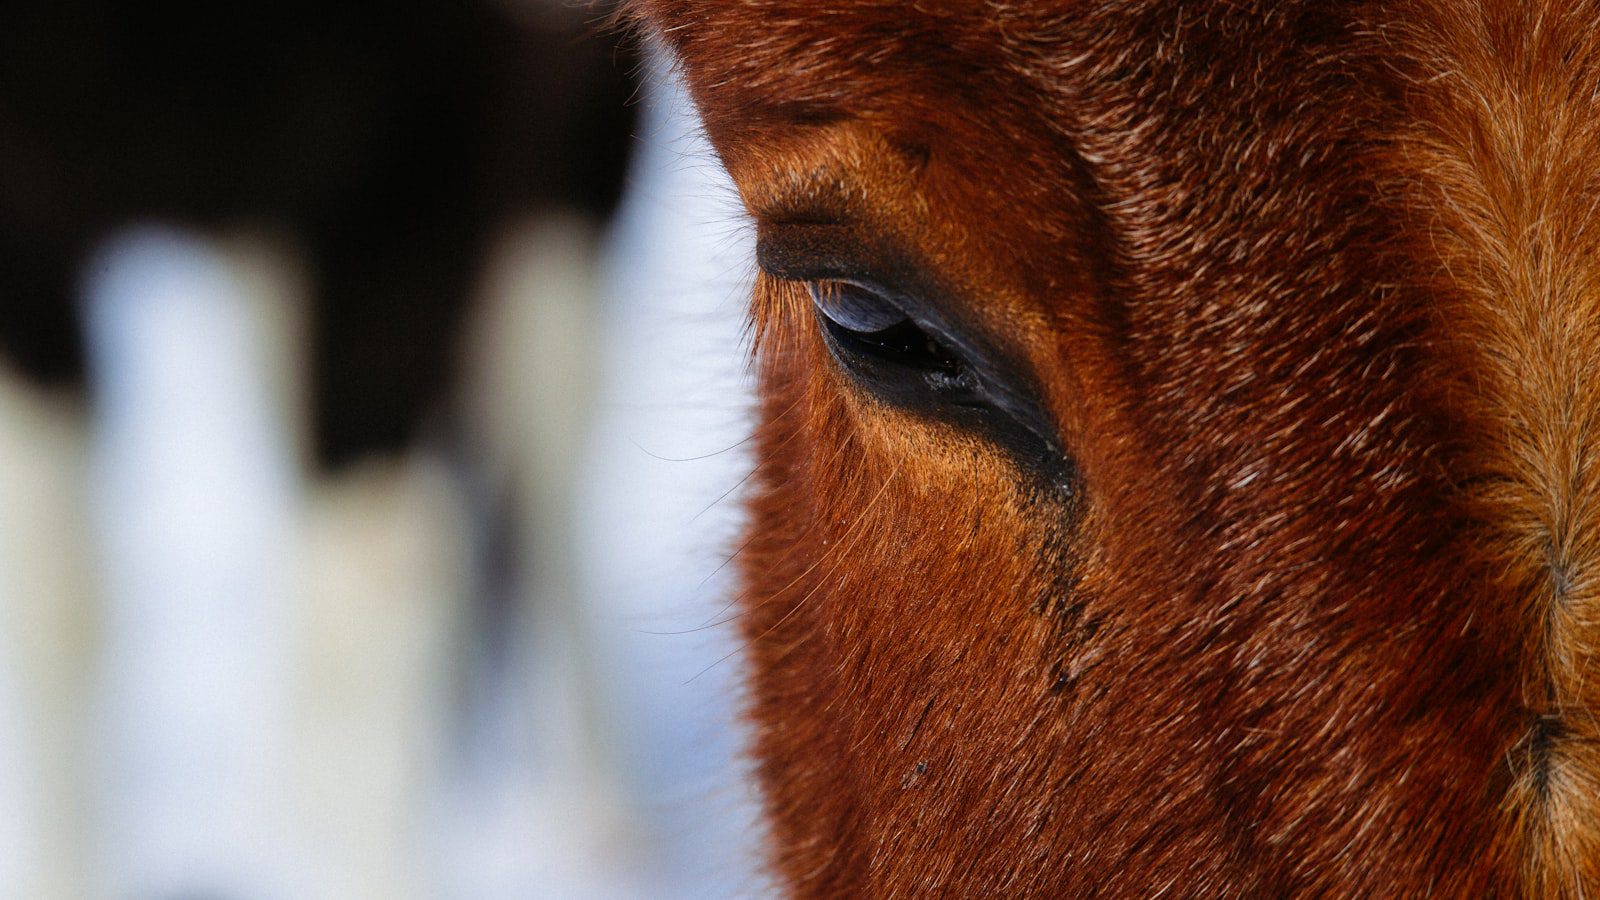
[626,1,1600,894]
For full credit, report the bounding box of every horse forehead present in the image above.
[638,0,1379,170]
[639,0,1350,90]
[637,1,1094,116]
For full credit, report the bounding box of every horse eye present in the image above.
[807,280,963,375]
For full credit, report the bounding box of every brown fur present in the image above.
[625,1,1600,894]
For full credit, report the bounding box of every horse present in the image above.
[626,0,1600,894]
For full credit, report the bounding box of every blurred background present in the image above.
[0,2,767,897]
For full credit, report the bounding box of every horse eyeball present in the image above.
[808,281,908,333]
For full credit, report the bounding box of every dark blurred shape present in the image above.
[0,0,638,465]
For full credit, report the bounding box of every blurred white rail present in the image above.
[84,228,303,899]
[0,366,92,899]
[0,64,760,900]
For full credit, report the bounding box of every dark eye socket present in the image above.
[795,274,1070,485]
[807,280,964,375]
[759,236,1069,483]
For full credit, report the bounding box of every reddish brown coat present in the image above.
[627,1,1600,894]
